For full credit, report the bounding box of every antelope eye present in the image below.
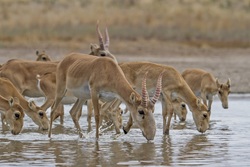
[39,112,44,117]
[15,113,20,119]
[138,110,145,115]
[218,91,222,94]
[100,53,106,57]
[181,104,186,108]
[42,57,47,61]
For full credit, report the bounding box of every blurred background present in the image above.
[1,0,250,50]
[0,0,249,93]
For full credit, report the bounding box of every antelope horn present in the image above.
[150,71,164,105]
[141,71,149,108]
[104,27,110,49]
[96,21,105,50]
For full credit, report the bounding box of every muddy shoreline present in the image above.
[0,44,249,93]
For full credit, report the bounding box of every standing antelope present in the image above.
[0,96,24,135]
[0,77,49,130]
[48,53,163,141]
[36,72,123,132]
[35,50,68,124]
[116,62,210,135]
[182,68,231,112]
[89,22,117,63]
[35,24,120,127]
[87,39,189,132]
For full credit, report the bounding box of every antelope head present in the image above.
[28,100,49,130]
[191,98,210,133]
[89,22,118,63]
[216,78,231,109]
[4,97,25,135]
[172,99,187,122]
[128,71,163,140]
[36,50,52,62]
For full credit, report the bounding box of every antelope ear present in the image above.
[129,92,136,104]
[215,78,220,88]
[8,97,15,107]
[90,43,94,51]
[196,98,202,110]
[227,78,231,88]
[28,101,36,110]
[90,43,99,53]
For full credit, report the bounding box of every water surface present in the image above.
[0,94,249,167]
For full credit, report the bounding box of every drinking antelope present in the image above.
[182,68,231,112]
[0,77,49,130]
[48,53,163,141]
[0,96,24,135]
[117,62,210,135]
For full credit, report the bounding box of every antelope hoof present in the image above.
[164,129,169,135]
[78,131,84,138]
[123,126,128,134]
[112,133,122,139]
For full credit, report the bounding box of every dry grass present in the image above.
[1,0,250,49]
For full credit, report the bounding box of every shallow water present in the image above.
[0,94,250,167]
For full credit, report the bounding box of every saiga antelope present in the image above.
[117,62,210,135]
[0,96,24,135]
[35,24,121,127]
[182,68,231,112]
[172,98,187,121]
[0,77,49,130]
[36,50,52,62]
[0,23,113,129]
[36,72,123,132]
[48,53,163,141]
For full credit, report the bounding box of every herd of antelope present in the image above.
[0,24,231,141]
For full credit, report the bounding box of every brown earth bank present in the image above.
[0,41,249,93]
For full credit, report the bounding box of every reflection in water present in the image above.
[178,135,213,165]
[160,136,173,166]
[179,135,211,158]
[177,134,230,166]
[125,142,156,164]
[0,95,249,166]
[0,134,229,166]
